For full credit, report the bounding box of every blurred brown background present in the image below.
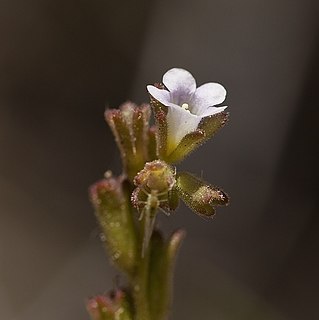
[1,0,318,319]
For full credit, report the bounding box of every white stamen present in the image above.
[181,103,189,110]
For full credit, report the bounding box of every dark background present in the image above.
[1,0,318,319]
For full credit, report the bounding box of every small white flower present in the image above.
[147,68,227,154]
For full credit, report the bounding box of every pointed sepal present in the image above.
[147,125,157,161]
[175,171,229,217]
[105,102,151,181]
[89,175,138,276]
[165,112,229,163]
[198,111,229,144]
[149,83,168,159]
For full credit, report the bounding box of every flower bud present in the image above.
[132,160,177,254]
[86,289,133,320]
[132,160,178,214]
[175,171,229,217]
[133,160,175,194]
[105,102,152,181]
[89,175,138,275]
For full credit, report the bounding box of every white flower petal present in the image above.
[163,68,196,97]
[147,85,171,106]
[149,68,228,155]
[166,104,202,153]
[200,105,228,118]
[191,83,226,115]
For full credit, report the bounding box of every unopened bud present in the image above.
[134,160,175,193]
[132,161,177,254]
[132,161,179,214]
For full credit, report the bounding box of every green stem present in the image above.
[132,202,159,320]
[133,251,151,320]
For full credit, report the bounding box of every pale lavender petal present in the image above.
[191,83,226,115]
[166,104,201,153]
[200,106,228,118]
[147,85,172,106]
[162,68,196,96]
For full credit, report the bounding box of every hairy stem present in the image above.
[132,251,150,320]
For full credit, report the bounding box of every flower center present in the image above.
[181,103,189,110]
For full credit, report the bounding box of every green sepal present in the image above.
[132,104,151,168]
[149,85,168,159]
[199,111,229,144]
[89,175,138,276]
[175,171,229,217]
[167,186,180,212]
[106,108,133,158]
[105,102,151,182]
[165,111,229,164]
[160,187,180,213]
[164,129,205,164]
[86,289,133,320]
[147,126,157,161]
[148,229,185,320]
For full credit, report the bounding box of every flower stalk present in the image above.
[88,68,230,320]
